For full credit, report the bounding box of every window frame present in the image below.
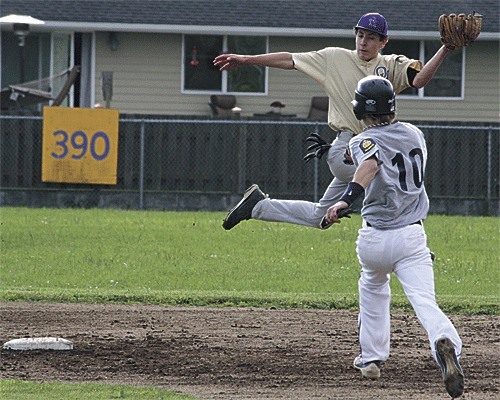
[51,32,75,107]
[394,40,466,101]
[181,34,269,96]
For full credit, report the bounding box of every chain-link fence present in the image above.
[1,115,498,216]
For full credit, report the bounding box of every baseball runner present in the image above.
[325,76,464,398]
[215,12,481,231]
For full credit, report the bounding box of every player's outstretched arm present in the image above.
[412,45,451,89]
[214,52,294,71]
[414,12,482,89]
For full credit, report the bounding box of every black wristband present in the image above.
[340,181,364,206]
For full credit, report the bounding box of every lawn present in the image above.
[1,207,498,313]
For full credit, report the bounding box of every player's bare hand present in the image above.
[213,54,245,71]
[325,201,350,224]
[343,146,354,165]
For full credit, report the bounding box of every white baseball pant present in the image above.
[355,223,462,363]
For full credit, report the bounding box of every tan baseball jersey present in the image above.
[292,48,422,134]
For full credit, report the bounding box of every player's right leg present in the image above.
[325,131,356,182]
[222,178,348,230]
[221,131,356,230]
[355,226,393,377]
[222,184,268,230]
[251,177,348,228]
[395,241,462,362]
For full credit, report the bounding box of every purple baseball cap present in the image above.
[355,13,388,37]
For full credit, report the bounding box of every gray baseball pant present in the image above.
[252,131,355,228]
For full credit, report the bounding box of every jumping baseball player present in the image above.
[214,13,456,231]
[325,76,464,398]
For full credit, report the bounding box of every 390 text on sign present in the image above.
[42,106,119,184]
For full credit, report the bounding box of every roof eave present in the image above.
[8,21,499,40]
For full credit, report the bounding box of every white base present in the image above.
[3,337,73,351]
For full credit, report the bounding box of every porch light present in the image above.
[13,23,30,46]
[0,14,45,44]
[108,32,119,51]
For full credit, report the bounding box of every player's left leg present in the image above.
[394,227,462,360]
[394,225,463,397]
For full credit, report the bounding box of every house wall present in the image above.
[94,32,184,114]
[399,41,499,122]
[94,32,499,123]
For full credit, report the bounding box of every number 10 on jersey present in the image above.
[42,106,119,184]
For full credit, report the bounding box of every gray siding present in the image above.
[95,32,185,114]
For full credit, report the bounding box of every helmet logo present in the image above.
[365,99,377,112]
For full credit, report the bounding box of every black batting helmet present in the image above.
[352,75,396,120]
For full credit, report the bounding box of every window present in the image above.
[183,35,222,91]
[1,31,51,87]
[383,40,464,99]
[183,35,267,94]
[423,41,463,98]
[0,31,71,110]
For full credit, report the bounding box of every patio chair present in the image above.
[209,95,238,118]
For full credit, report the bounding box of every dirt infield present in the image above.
[0,302,498,399]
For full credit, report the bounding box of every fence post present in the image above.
[238,121,247,193]
[139,119,145,210]
[487,128,492,214]
[313,123,319,202]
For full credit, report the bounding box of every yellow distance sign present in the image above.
[42,106,119,184]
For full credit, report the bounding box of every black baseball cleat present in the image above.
[353,355,381,379]
[435,337,464,398]
[222,184,267,230]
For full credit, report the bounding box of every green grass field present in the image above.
[0,207,498,399]
[1,207,498,313]
[0,379,196,400]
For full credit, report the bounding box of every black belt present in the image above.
[366,221,422,228]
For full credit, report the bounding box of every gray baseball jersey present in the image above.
[293,48,422,134]
[349,121,429,229]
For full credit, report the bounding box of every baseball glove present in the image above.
[303,132,332,163]
[438,12,483,51]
